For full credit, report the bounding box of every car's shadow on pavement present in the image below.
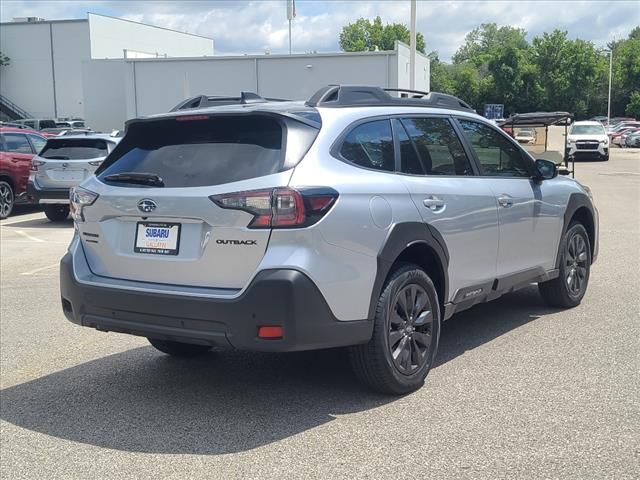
[1,217,73,228]
[0,286,559,455]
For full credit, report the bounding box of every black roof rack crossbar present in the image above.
[170,92,288,112]
[305,85,474,112]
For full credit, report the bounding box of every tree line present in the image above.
[340,19,640,119]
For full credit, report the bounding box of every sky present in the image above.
[1,1,638,60]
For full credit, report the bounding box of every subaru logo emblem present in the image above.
[138,199,157,213]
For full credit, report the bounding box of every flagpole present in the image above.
[289,19,292,55]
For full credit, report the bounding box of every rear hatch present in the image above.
[34,138,110,188]
[76,112,320,290]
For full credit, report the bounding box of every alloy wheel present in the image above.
[566,233,588,296]
[388,283,433,375]
[0,183,13,218]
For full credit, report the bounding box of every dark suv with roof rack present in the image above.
[60,85,598,395]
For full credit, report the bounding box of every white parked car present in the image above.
[514,128,537,144]
[566,121,609,161]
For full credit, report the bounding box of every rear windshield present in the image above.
[40,139,109,160]
[39,120,57,129]
[571,125,605,135]
[97,115,316,188]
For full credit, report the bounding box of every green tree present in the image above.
[453,23,528,65]
[339,16,426,53]
[626,91,640,118]
[531,30,600,117]
[428,52,455,95]
[0,51,10,67]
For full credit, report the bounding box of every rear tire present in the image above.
[349,263,440,395]
[44,205,70,222]
[539,222,591,308]
[0,181,15,219]
[148,338,212,357]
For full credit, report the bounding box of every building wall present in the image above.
[88,13,214,59]
[0,15,214,122]
[83,47,425,131]
[81,60,128,133]
[395,41,430,91]
[0,20,89,119]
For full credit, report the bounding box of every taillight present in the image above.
[31,159,46,171]
[70,186,99,222]
[210,187,338,229]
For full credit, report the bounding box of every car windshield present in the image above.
[571,125,605,135]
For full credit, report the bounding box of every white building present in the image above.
[1,13,430,132]
[83,41,430,132]
[0,13,214,120]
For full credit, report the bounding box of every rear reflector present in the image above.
[258,326,284,339]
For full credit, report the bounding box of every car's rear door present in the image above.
[76,113,318,291]
[456,118,564,276]
[394,116,500,300]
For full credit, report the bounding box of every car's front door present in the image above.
[456,118,564,276]
[394,116,500,302]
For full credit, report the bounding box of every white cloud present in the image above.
[1,1,638,60]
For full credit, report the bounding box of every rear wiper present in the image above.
[45,155,70,160]
[103,172,165,187]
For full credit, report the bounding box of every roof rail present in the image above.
[170,92,287,112]
[305,85,474,112]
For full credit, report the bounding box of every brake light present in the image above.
[175,115,209,122]
[210,187,338,229]
[31,159,46,171]
[70,186,99,222]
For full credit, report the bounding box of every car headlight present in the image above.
[70,186,98,222]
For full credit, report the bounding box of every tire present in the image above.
[539,222,591,308]
[349,263,441,395]
[0,180,15,219]
[43,205,70,222]
[148,338,212,357]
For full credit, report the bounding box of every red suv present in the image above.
[0,127,47,219]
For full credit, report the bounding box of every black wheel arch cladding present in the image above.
[368,222,449,320]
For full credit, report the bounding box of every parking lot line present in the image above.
[13,230,45,243]
[20,263,59,276]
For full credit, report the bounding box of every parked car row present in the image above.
[0,125,119,219]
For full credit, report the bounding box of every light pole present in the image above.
[602,48,613,125]
[409,0,416,89]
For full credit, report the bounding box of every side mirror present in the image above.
[534,159,557,181]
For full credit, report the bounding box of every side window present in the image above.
[458,119,533,177]
[340,119,394,172]
[28,135,46,154]
[24,121,36,129]
[1,133,33,154]
[400,117,474,176]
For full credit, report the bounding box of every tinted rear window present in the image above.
[40,139,108,160]
[98,115,307,188]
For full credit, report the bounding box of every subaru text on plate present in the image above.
[60,85,599,394]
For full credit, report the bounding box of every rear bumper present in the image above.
[60,244,372,352]
[27,180,70,204]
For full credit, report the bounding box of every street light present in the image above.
[601,49,613,125]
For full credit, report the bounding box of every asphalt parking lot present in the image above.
[1,150,639,479]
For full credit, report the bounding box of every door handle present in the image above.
[423,196,445,211]
[497,194,513,208]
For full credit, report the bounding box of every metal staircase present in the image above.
[0,94,32,120]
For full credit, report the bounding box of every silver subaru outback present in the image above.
[60,85,598,395]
